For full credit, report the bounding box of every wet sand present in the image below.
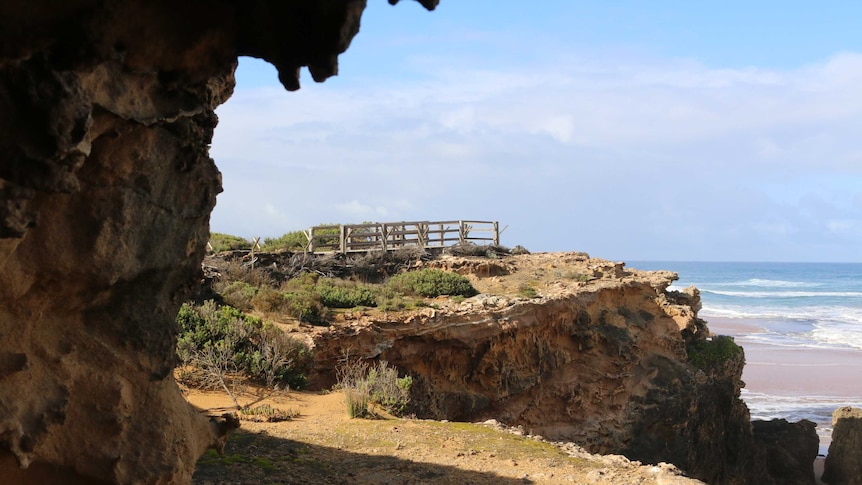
[707,317,862,398]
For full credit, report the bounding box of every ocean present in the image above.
[629,261,862,455]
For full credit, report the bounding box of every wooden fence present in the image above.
[305,220,500,254]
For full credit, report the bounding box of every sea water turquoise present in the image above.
[630,261,862,455]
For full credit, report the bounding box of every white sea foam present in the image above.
[736,333,845,350]
[742,391,861,419]
[811,323,862,350]
[700,304,862,350]
[704,290,862,298]
[667,280,823,293]
[701,304,862,325]
[741,390,862,454]
[721,278,823,288]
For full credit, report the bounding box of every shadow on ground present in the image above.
[193,428,535,485]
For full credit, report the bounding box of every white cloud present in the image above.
[826,220,855,234]
[209,52,862,261]
[335,200,389,218]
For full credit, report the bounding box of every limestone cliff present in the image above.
[305,253,761,484]
[0,1,436,483]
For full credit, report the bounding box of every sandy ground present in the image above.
[707,317,862,399]
[184,387,702,484]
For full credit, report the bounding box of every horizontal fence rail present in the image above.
[304,220,500,254]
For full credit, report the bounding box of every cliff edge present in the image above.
[298,252,799,484]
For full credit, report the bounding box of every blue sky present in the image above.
[210,1,862,262]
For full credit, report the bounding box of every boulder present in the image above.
[752,418,818,485]
[823,406,862,485]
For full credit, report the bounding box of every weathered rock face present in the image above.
[0,1,438,483]
[752,419,818,485]
[306,253,774,484]
[823,406,862,485]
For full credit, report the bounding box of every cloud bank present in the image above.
[210,52,862,262]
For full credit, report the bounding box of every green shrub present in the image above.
[248,323,312,389]
[219,281,258,311]
[274,273,326,323]
[175,301,311,390]
[263,230,309,252]
[238,404,298,422]
[249,284,327,324]
[367,361,413,416]
[687,336,743,370]
[518,284,538,298]
[281,272,319,292]
[283,290,326,324]
[217,259,273,288]
[374,286,421,312]
[209,233,250,253]
[386,269,477,298]
[176,301,261,361]
[337,359,372,418]
[336,359,412,418]
[251,286,288,314]
[317,280,377,308]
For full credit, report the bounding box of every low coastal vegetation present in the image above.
[178,230,483,414]
[175,300,312,405]
[208,232,254,253]
[336,359,414,418]
[686,335,743,370]
[387,269,478,298]
[214,265,476,324]
[262,229,309,252]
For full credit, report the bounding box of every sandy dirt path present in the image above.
[186,388,701,484]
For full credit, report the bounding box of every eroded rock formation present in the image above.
[823,406,862,485]
[304,253,805,484]
[0,1,435,483]
[752,419,818,485]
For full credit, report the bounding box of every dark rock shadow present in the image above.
[192,428,534,485]
[0,451,111,485]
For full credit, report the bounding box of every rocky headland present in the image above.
[222,250,815,484]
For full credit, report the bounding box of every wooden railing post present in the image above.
[250,236,261,270]
[418,222,428,249]
[339,225,346,254]
[493,221,499,246]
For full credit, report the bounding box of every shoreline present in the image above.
[706,317,862,398]
[704,316,862,458]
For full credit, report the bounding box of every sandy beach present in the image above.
[707,317,862,399]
